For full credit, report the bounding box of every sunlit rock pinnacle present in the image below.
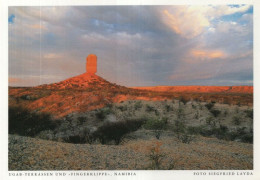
[86,54,97,74]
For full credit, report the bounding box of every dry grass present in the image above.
[9,134,252,170]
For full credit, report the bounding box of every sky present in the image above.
[8,5,253,87]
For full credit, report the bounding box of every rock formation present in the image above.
[86,54,97,74]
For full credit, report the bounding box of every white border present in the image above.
[1,0,259,180]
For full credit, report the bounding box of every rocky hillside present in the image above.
[9,73,253,118]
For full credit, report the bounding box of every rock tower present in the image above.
[86,54,97,74]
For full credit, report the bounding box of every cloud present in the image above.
[162,7,210,38]
[8,6,253,87]
[206,5,251,17]
[190,49,226,60]
[29,24,46,30]
[161,5,251,39]
[8,77,20,83]
[44,53,62,59]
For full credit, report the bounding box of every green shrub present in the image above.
[143,118,167,131]
[143,118,168,139]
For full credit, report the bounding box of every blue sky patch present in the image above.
[8,14,15,24]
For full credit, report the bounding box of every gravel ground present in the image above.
[9,134,253,170]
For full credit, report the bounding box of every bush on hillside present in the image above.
[143,118,168,139]
[9,106,57,137]
[244,109,253,119]
[96,108,112,120]
[210,109,221,117]
[205,102,214,110]
[93,119,145,145]
[143,118,167,131]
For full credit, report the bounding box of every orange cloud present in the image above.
[163,10,182,35]
[44,53,62,59]
[30,24,46,30]
[191,49,225,59]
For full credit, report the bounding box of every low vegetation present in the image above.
[93,119,145,145]
[9,106,58,137]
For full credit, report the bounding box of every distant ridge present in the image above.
[132,86,253,94]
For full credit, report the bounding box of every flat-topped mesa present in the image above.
[86,54,97,74]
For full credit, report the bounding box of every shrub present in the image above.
[205,102,214,110]
[118,105,127,111]
[20,94,37,101]
[165,105,172,112]
[9,106,57,137]
[143,118,168,139]
[194,110,199,119]
[210,109,221,117]
[146,105,155,112]
[134,101,142,110]
[186,124,252,144]
[66,135,85,144]
[240,133,253,143]
[93,119,145,145]
[232,116,241,125]
[154,110,160,116]
[187,126,204,135]
[143,118,167,131]
[228,127,253,143]
[245,109,253,119]
[177,107,184,119]
[147,141,165,170]
[179,133,194,144]
[206,116,215,126]
[96,108,112,120]
[223,110,228,116]
[77,116,87,124]
[179,96,188,105]
[173,120,186,138]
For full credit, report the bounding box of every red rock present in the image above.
[86,54,97,74]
